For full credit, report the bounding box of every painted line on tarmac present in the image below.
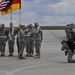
[7,62,75,75]
[7,63,51,75]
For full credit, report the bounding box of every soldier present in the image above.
[16,25,21,54]
[34,23,43,58]
[0,24,7,56]
[25,25,30,57]
[1,24,7,56]
[62,29,75,63]
[70,23,75,31]
[6,23,16,56]
[18,25,26,59]
[26,24,35,57]
[65,24,71,39]
[67,29,75,63]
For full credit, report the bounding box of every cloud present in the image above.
[0,0,75,26]
[48,0,75,16]
[39,16,75,25]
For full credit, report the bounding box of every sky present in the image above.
[0,0,75,27]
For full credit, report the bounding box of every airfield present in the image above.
[0,30,75,75]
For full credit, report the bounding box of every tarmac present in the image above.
[0,30,75,75]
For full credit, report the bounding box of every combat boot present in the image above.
[34,54,40,58]
[25,53,30,57]
[19,57,26,59]
[1,52,5,56]
[29,53,33,57]
[19,53,26,59]
[8,52,13,56]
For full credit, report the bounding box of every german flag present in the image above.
[1,0,21,15]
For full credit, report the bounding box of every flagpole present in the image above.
[20,8,21,25]
[10,1,12,24]
[20,0,21,25]
[10,11,12,23]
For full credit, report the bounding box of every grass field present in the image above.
[40,26,65,30]
[5,26,65,30]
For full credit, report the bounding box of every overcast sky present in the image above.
[0,0,75,27]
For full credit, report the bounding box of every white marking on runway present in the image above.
[7,63,51,75]
[6,62,75,75]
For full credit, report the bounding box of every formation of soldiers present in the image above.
[61,23,75,63]
[0,23,43,59]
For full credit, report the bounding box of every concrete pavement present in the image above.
[0,30,75,75]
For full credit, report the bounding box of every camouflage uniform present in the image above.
[61,29,75,63]
[0,24,7,56]
[18,25,27,59]
[6,23,16,56]
[26,24,35,57]
[34,23,43,58]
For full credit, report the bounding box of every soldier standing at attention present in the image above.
[34,23,43,58]
[0,24,7,56]
[1,24,7,56]
[6,23,16,56]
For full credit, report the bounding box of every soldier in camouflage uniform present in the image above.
[25,25,30,57]
[65,24,71,39]
[0,24,7,56]
[1,24,7,56]
[26,24,35,57]
[18,25,26,59]
[16,25,21,54]
[6,23,16,56]
[61,28,75,63]
[34,23,43,58]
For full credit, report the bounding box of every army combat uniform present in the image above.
[67,39,75,63]
[33,23,43,58]
[0,24,7,56]
[6,27,16,56]
[61,29,75,63]
[28,28,35,57]
[18,27,26,59]
[34,27,43,58]
[25,28,30,57]
[65,25,72,39]
[25,24,35,57]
